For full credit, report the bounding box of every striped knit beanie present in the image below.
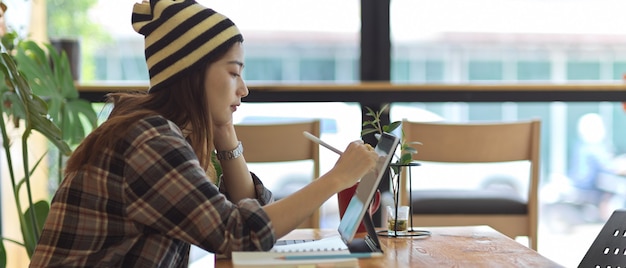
[132,0,243,92]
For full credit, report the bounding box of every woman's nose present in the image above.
[238,78,249,97]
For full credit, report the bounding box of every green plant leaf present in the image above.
[364,106,376,117]
[1,91,26,124]
[15,153,47,194]
[404,145,418,154]
[383,121,401,133]
[0,239,6,268]
[360,128,379,137]
[399,153,413,165]
[361,105,420,166]
[1,48,69,259]
[0,30,96,264]
[22,200,49,257]
[45,43,78,99]
[14,40,96,149]
[64,98,98,144]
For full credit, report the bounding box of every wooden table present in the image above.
[210,225,563,268]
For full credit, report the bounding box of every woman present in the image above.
[30,0,378,267]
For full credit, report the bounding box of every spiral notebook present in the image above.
[270,132,399,254]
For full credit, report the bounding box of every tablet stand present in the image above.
[348,210,383,253]
[578,209,626,268]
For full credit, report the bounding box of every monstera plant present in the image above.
[0,35,98,264]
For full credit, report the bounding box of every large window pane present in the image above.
[5,0,362,250]
[390,1,626,266]
[22,0,360,84]
[391,0,626,84]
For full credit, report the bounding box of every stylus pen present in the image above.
[277,252,384,260]
[303,131,343,155]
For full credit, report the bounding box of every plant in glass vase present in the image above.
[361,104,421,235]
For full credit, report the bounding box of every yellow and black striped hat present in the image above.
[132,0,243,92]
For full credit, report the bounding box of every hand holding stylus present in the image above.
[302,131,343,155]
[303,131,378,190]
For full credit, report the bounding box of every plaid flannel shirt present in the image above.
[30,115,275,267]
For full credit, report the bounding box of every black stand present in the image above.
[377,162,431,238]
[348,210,383,253]
[579,209,626,267]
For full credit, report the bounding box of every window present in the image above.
[567,61,601,80]
[612,62,626,80]
[468,61,503,81]
[392,60,410,82]
[244,58,283,81]
[424,60,445,82]
[517,61,551,81]
[392,60,445,82]
[300,58,336,81]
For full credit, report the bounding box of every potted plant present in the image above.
[0,33,98,265]
[13,39,99,184]
[361,104,421,234]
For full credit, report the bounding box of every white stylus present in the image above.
[303,131,343,155]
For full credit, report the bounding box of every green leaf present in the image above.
[390,164,399,175]
[13,41,96,150]
[364,106,376,117]
[360,128,378,137]
[22,200,49,257]
[404,146,418,154]
[1,52,72,156]
[383,121,401,133]
[0,240,6,268]
[400,153,413,165]
[1,92,26,123]
[15,153,47,194]
[64,99,98,144]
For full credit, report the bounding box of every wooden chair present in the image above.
[401,119,541,250]
[235,119,321,228]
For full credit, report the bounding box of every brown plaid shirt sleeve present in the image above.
[30,115,275,268]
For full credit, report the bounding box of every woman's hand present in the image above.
[212,123,256,202]
[263,140,378,236]
[327,141,379,191]
[212,123,239,152]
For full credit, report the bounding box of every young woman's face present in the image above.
[204,42,248,126]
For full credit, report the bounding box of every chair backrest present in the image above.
[401,119,541,231]
[235,119,321,227]
[402,118,540,192]
[402,119,541,164]
[236,120,320,166]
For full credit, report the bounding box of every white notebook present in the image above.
[270,236,350,253]
[231,251,357,268]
